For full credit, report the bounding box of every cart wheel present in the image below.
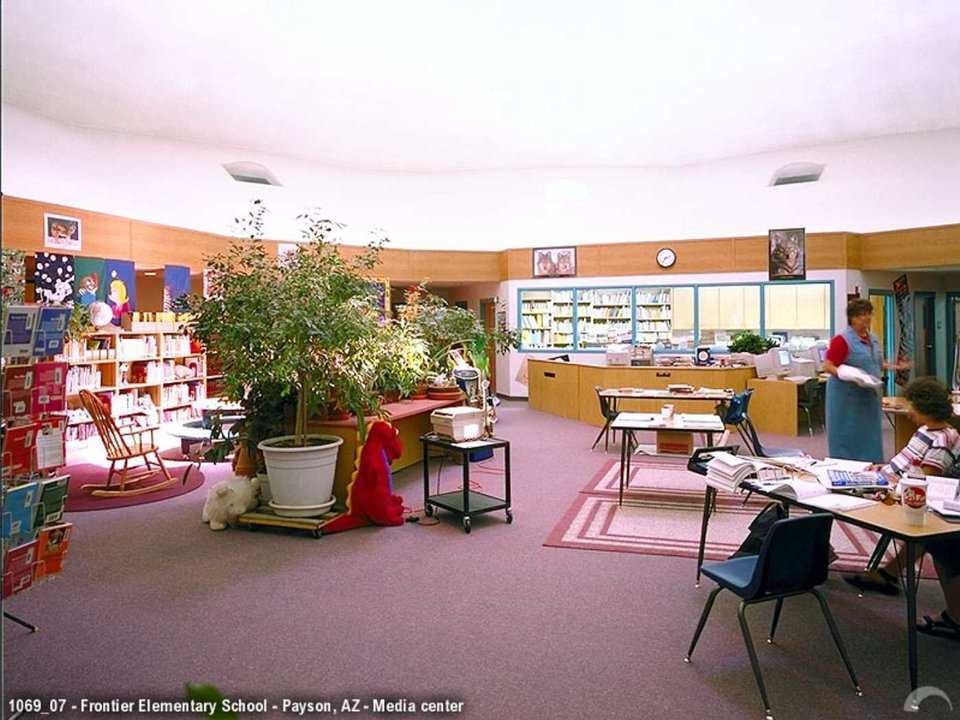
[462,517,472,533]
[505,509,514,524]
[424,504,434,517]
[312,530,322,539]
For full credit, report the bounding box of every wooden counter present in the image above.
[527,359,756,427]
[307,397,460,507]
[746,376,825,437]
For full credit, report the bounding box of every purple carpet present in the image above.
[5,402,958,720]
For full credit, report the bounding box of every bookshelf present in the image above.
[519,289,574,350]
[634,287,675,345]
[576,287,632,350]
[60,329,214,442]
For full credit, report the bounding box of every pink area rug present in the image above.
[64,463,205,512]
[546,457,913,574]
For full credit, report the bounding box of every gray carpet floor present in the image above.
[5,401,957,720]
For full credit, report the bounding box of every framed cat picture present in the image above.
[533,247,576,278]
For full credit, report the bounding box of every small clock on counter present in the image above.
[656,247,676,268]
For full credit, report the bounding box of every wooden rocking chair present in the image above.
[78,390,179,497]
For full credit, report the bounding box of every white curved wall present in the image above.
[2,103,959,249]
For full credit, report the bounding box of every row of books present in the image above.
[161,381,205,406]
[117,336,159,360]
[162,335,193,356]
[65,365,103,394]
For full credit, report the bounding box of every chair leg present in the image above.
[768,598,784,644]
[804,408,813,438]
[153,450,176,484]
[737,602,773,718]
[685,587,722,662]
[810,589,861,694]
[591,423,608,450]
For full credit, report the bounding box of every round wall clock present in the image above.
[656,247,677,269]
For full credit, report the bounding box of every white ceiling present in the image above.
[3,1,960,172]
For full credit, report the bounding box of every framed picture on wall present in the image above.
[43,213,82,252]
[768,227,805,281]
[533,247,577,278]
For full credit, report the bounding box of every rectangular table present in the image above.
[611,412,725,506]
[689,456,960,692]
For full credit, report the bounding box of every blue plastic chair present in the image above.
[723,389,804,459]
[684,514,860,719]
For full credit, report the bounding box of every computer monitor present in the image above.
[754,347,785,378]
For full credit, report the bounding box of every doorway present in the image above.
[869,290,896,396]
[479,299,497,394]
[914,292,936,378]
[948,292,960,389]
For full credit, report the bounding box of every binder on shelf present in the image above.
[33,522,73,580]
[32,306,72,358]
[2,305,40,359]
[1,480,41,538]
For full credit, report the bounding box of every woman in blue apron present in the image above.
[824,298,907,462]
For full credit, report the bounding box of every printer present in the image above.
[431,406,484,442]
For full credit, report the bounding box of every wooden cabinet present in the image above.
[528,360,580,420]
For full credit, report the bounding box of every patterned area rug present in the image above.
[546,457,910,574]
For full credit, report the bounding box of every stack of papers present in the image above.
[751,478,876,511]
[928,476,960,519]
[680,413,722,429]
[705,452,756,492]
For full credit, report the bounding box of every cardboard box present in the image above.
[656,430,693,455]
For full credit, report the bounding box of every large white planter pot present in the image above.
[258,435,343,510]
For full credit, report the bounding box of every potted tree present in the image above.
[190,203,388,515]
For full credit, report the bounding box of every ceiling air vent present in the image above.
[770,162,824,187]
[223,161,282,187]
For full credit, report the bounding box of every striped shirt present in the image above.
[885,425,960,476]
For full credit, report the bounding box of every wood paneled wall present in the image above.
[3,195,956,279]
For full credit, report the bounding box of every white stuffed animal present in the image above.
[201,475,261,530]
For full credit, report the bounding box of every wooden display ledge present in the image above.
[307,397,463,507]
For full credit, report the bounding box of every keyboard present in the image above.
[826,469,890,489]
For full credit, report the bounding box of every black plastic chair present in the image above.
[797,378,823,437]
[591,386,619,451]
[685,514,860,719]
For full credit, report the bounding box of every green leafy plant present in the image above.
[1,248,26,306]
[399,284,519,378]
[66,303,91,342]
[728,330,779,355]
[375,321,430,398]
[188,202,388,446]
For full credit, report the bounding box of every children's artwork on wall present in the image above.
[72,257,106,306]
[43,213,82,251]
[163,265,191,311]
[33,252,76,305]
[104,259,136,325]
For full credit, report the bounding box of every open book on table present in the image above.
[928,476,960,520]
[747,477,876,511]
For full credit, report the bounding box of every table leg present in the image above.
[504,443,512,511]
[462,452,471,520]
[905,540,918,690]
[422,439,430,504]
[618,429,630,505]
[696,486,715,587]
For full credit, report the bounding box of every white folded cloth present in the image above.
[837,364,883,389]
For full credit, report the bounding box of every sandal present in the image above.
[843,569,900,596]
[917,611,960,642]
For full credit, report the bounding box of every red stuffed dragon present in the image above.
[320,419,405,534]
